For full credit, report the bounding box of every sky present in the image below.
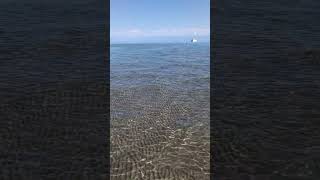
[111,0,210,43]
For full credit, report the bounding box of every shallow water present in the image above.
[111,43,210,179]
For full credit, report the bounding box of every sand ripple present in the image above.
[111,85,209,180]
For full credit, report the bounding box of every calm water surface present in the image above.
[110,43,210,179]
[111,43,209,90]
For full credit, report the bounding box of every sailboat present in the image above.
[191,32,198,43]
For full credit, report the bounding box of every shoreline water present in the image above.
[111,43,210,179]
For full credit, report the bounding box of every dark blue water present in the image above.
[213,0,320,179]
[0,0,108,179]
[0,0,106,99]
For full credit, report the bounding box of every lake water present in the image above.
[110,43,210,179]
[111,43,209,90]
[0,0,108,178]
[213,0,320,179]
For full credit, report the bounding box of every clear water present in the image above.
[110,43,210,179]
[111,43,210,90]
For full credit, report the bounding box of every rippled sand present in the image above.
[111,85,210,180]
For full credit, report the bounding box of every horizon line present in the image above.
[110,41,210,45]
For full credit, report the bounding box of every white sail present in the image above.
[191,32,198,43]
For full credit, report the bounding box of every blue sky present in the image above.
[111,0,210,43]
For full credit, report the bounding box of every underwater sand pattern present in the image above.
[111,85,209,180]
